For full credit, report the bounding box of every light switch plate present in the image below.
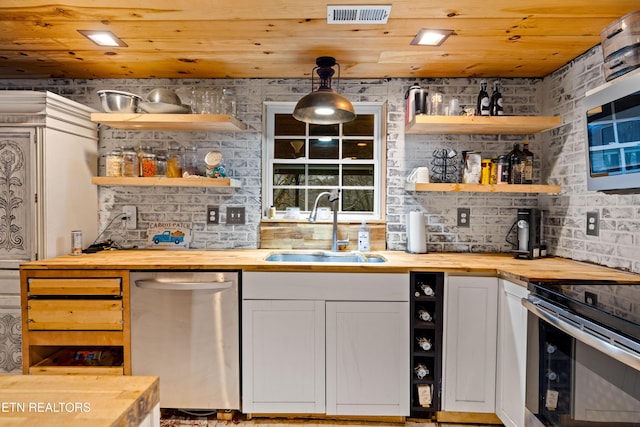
[227,207,245,225]
[586,211,599,236]
[457,208,470,227]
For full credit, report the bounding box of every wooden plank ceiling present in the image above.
[0,0,637,79]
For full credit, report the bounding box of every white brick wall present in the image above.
[541,46,640,273]
[2,60,638,272]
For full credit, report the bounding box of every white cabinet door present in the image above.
[496,279,529,427]
[242,299,325,413]
[326,301,409,416]
[443,275,498,413]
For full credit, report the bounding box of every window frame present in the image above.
[262,101,386,220]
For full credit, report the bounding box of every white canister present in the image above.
[406,211,427,254]
[406,167,430,183]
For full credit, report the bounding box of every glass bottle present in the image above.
[166,149,183,178]
[477,80,490,116]
[522,141,534,184]
[509,143,523,184]
[489,81,504,116]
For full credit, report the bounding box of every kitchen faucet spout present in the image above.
[308,190,348,251]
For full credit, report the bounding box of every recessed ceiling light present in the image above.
[78,30,127,47]
[410,29,453,46]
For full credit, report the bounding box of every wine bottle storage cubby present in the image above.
[410,272,444,419]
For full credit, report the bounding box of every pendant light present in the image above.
[293,56,356,125]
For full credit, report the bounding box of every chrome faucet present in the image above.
[308,189,349,252]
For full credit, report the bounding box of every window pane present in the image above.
[273,188,306,210]
[273,164,306,185]
[343,115,374,136]
[343,140,374,159]
[275,114,306,135]
[309,123,339,137]
[309,138,339,159]
[274,139,306,159]
[342,189,374,212]
[343,165,374,186]
[308,164,338,185]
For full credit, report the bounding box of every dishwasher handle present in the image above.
[135,279,233,292]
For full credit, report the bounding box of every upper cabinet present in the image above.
[90,113,247,132]
[405,115,562,135]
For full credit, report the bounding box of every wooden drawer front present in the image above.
[27,300,123,330]
[28,278,121,296]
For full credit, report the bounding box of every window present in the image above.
[263,102,385,220]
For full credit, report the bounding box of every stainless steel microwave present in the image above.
[584,69,640,193]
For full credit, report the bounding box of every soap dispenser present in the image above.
[358,220,370,252]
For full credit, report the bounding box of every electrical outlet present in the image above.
[586,211,599,236]
[585,291,598,307]
[207,206,219,225]
[457,208,470,227]
[123,205,137,229]
[227,207,245,225]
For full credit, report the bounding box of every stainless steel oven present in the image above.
[523,281,640,427]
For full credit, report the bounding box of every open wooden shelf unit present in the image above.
[405,115,562,134]
[405,182,561,194]
[91,113,247,131]
[92,176,241,188]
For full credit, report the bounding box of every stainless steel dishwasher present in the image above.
[130,270,240,410]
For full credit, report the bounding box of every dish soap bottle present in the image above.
[358,220,370,252]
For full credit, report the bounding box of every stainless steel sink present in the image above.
[264,250,386,263]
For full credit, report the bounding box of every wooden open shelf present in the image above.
[92,176,241,188]
[405,182,561,194]
[91,113,247,131]
[405,115,562,134]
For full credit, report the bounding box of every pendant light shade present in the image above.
[293,56,356,125]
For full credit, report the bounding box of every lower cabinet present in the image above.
[241,272,409,416]
[442,275,498,413]
[495,279,529,427]
[326,301,408,415]
[242,299,326,414]
[20,269,130,375]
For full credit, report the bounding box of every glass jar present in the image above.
[183,146,199,175]
[166,149,183,178]
[141,153,157,177]
[221,88,236,117]
[121,149,139,177]
[106,149,123,177]
[155,152,167,177]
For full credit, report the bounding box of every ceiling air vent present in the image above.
[327,5,391,24]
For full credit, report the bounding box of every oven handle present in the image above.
[135,279,233,292]
[522,297,640,371]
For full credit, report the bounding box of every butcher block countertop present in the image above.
[0,375,158,427]
[19,250,640,283]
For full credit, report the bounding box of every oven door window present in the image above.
[527,313,640,427]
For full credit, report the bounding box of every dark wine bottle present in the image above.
[489,81,504,116]
[477,80,490,116]
[509,143,523,184]
[522,140,534,184]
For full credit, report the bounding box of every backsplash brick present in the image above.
[540,46,640,273]
[2,59,639,273]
